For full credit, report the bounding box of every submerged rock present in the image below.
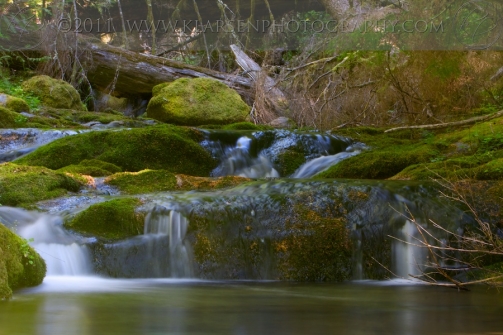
[22,75,84,110]
[146,78,250,126]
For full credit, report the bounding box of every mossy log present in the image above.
[80,36,253,98]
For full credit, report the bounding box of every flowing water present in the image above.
[1,279,502,335]
[1,128,501,334]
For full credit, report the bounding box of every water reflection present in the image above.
[2,279,502,335]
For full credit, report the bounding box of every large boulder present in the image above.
[22,75,84,110]
[146,78,250,126]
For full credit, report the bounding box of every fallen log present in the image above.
[384,110,503,133]
[80,36,253,98]
[230,44,289,115]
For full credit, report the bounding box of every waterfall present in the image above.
[143,207,194,278]
[212,136,279,178]
[0,207,92,276]
[392,220,427,278]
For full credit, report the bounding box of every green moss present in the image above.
[65,198,145,240]
[16,125,217,176]
[106,170,177,194]
[316,145,436,179]
[0,223,46,300]
[146,78,250,126]
[0,163,82,207]
[22,75,84,110]
[0,93,30,113]
[106,170,249,194]
[58,159,122,177]
[41,108,129,124]
[477,158,503,180]
[0,106,18,128]
[276,206,352,281]
[275,149,306,177]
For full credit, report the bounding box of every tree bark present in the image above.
[230,44,289,115]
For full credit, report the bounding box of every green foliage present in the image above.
[65,198,145,240]
[0,76,40,110]
[15,125,218,176]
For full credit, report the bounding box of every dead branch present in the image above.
[385,110,503,133]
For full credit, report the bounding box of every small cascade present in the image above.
[0,129,86,162]
[212,136,279,178]
[0,207,92,276]
[392,220,427,278]
[143,207,193,278]
[291,144,364,178]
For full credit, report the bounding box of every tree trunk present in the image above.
[230,44,289,115]
[80,36,253,98]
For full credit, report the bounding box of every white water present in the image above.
[392,220,427,278]
[213,136,279,178]
[144,208,194,278]
[0,207,92,276]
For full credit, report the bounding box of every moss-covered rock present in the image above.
[16,125,217,175]
[0,163,82,207]
[146,78,250,126]
[316,145,436,179]
[200,122,273,131]
[22,75,84,110]
[95,93,127,113]
[105,169,249,194]
[0,93,30,113]
[65,198,144,240]
[58,159,122,177]
[0,106,18,128]
[275,149,306,177]
[0,223,46,300]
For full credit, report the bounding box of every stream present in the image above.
[1,127,502,334]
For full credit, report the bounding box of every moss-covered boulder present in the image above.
[65,198,145,240]
[0,163,82,207]
[0,223,46,300]
[105,169,249,194]
[22,75,84,110]
[0,106,18,128]
[15,125,217,176]
[58,159,122,177]
[146,78,250,126]
[0,93,30,113]
[316,145,436,179]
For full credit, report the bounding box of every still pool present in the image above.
[1,277,502,335]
